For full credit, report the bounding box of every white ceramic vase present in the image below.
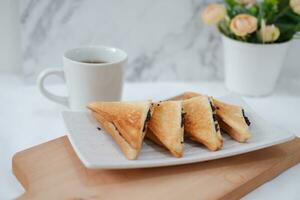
[222,35,291,96]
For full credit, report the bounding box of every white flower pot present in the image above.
[222,35,291,96]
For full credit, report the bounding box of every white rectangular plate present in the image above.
[62,95,295,169]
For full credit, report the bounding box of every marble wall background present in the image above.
[20,0,300,82]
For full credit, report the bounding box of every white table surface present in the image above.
[1,74,300,200]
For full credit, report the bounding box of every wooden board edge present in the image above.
[12,136,67,190]
[12,136,300,200]
[12,151,29,190]
[221,137,300,200]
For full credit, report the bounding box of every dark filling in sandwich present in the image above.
[181,108,185,144]
[210,101,216,112]
[142,109,152,132]
[210,100,220,132]
[181,112,186,127]
[242,109,251,126]
[212,113,217,121]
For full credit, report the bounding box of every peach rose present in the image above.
[202,3,227,25]
[258,23,280,43]
[235,0,256,5]
[290,0,300,15]
[230,14,258,36]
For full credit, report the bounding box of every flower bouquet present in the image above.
[202,0,300,96]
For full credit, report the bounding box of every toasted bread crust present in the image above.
[169,91,201,101]
[146,129,164,146]
[217,116,251,142]
[147,101,184,157]
[92,112,139,160]
[183,96,223,151]
[88,101,151,149]
[213,99,251,142]
[87,92,251,160]
[173,92,251,143]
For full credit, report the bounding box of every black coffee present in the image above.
[81,60,108,64]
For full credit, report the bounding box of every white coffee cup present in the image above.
[37,46,127,110]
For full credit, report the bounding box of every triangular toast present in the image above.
[169,91,200,101]
[147,101,184,157]
[178,91,251,143]
[91,112,140,160]
[213,99,251,142]
[87,101,152,160]
[183,96,223,151]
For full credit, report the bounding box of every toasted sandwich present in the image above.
[87,101,152,160]
[174,91,251,143]
[213,99,251,142]
[147,101,184,157]
[169,91,201,101]
[183,96,223,151]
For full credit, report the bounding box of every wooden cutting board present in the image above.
[13,136,300,200]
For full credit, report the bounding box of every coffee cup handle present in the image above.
[37,68,69,107]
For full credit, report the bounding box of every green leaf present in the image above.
[249,5,258,15]
[261,0,279,23]
[218,19,234,39]
[264,0,279,6]
[278,0,290,10]
[275,23,298,42]
[286,12,300,23]
[224,0,237,8]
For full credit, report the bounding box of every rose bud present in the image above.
[258,23,280,43]
[235,0,257,5]
[290,0,300,15]
[202,3,227,25]
[230,14,258,37]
